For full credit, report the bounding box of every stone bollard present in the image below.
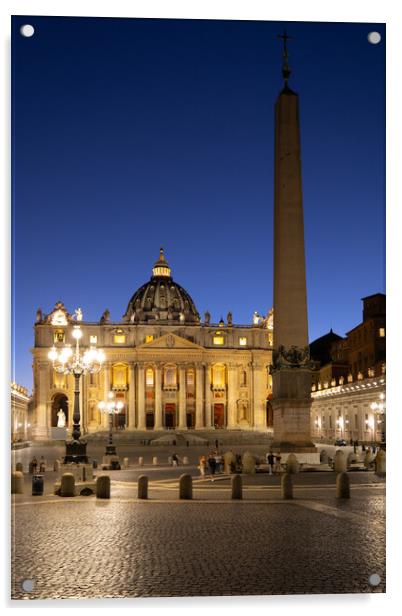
[374,449,386,476]
[179,474,193,500]
[281,473,293,500]
[123,457,129,469]
[223,451,235,474]
[96,475,111,499]
[138,475,148,499]
[231,474,242,500]
[334,450,347,473]
[364,450,373,469]
[60,473,75,497]
[182,456,189,465]
[11,471,24,494]
[242,451,256,474]
[320,450,328,464]
[286,453,300,474]
[152,456,158,466]
[336,471,350,498]
[53,460,61,472]
[138,456,144,466]
[15,462,23,473]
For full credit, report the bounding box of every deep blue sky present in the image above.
[12,17,385,390]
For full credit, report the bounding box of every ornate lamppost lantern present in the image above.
[98,392,124,461]
[370,392,386,444]
[48,315,105,463]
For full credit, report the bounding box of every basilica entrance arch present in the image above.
[51,393,69,427]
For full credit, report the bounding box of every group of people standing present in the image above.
[29,456,47,474]
[198,452,224,480]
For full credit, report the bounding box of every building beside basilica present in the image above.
[31,249,274,440]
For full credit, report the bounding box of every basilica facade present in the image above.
[31,250,274,439]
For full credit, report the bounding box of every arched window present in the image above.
[187,368,195,387]
[212,364,226,388]
[164,365,177,387]
[146,367,154,387]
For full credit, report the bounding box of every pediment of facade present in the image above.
[137,333,204,351]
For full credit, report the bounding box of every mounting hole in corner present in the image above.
[367,31,381,45]
[22,578,35,592]
[368,573,381,586]
[20,24,35,38]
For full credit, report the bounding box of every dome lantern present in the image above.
[152,247,171,278]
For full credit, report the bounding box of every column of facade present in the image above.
[33,361,51,440]
[178,365,187,429]
[127,362,136,430]
[227,363,238,428]
[137,364,146,430]
[154,364,163,429]
[195,363,204,429]
[204,363,213,428]
[102,362,111,428]
[252,361,267,429]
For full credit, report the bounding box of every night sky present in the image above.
[12,17,385,390]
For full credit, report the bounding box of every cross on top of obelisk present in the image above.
[277,29,293,85]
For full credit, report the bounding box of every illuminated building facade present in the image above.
[11,382,31,443]
[31,249,274,439]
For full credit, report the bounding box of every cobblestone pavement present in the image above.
[11,478,385,600]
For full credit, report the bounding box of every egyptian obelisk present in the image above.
[271,32,315,451]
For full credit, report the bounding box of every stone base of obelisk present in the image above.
[271,368,317,453]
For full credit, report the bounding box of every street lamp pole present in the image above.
[98,392,124,462]
[48,317,105,463]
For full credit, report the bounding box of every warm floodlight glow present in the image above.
[72,326,83,340]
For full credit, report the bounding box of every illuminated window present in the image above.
[54,329,65,343]
[213,336,224,346]
[114,329,126,344]
[146,368,154,386]
[187,368,195,386]
[90,335,97,344]
[164,366,176,387]
[212,365,225,387]
[239,337,247,346]
[145,335,154,343]
[379,328,385,337]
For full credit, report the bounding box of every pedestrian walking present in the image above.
[172,453,179,467]
[214,452,223,473]
[207,453,217,481]
[199,455,206,477]
[39,455,46,473]
[31,457,38,474]
[274,452,282,475]
[266,451,275,475]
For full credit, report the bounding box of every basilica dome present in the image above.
[123,248,200,324]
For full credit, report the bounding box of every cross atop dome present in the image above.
[152,247,171,278]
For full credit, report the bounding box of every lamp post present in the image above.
[48,322,105,463]
[98,392,124,459]
[370,392,386,444]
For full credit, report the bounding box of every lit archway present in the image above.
[51,393,69,427]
